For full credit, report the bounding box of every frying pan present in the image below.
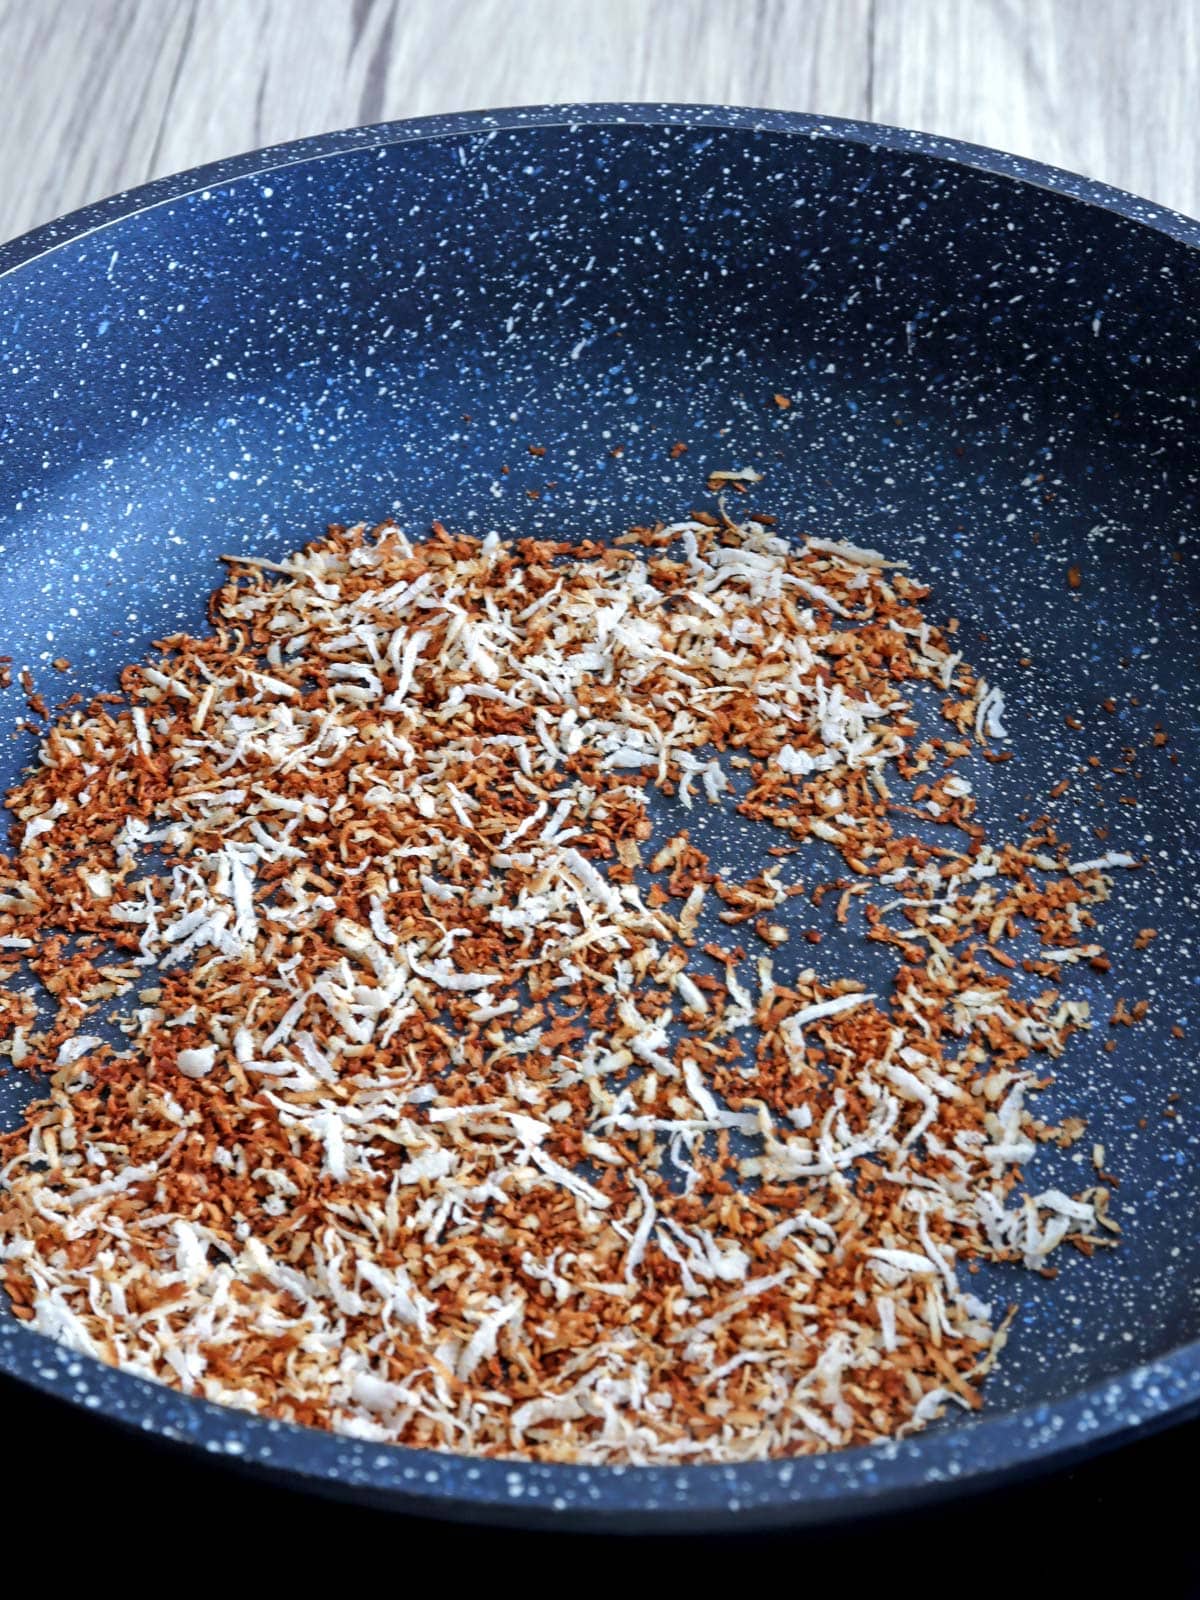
[0,104,1197,1532]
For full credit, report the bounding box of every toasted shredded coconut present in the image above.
[0,509,1130,1465]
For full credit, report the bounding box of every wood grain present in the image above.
[871,0,1200,218]
[0,0,1195,247]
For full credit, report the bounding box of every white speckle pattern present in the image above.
[0,104,1198,1528]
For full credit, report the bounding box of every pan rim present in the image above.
[2,100,1199,278]
[5,1324,1200,1529]
[1,100,1197,1527]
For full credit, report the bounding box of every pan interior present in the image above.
[0,119,1198,1432]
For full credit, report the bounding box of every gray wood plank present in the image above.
[0,0,872,243]
[1,0,205,247]
[0,0,1195,246]
[870,0,1200,218]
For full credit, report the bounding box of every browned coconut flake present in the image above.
[0,508,1136,1463]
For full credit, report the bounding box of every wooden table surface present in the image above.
[0,0,1196,245]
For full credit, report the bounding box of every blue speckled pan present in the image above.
[0,105,1198,1532]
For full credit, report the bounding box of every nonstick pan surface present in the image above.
[0,105,1198,1531]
